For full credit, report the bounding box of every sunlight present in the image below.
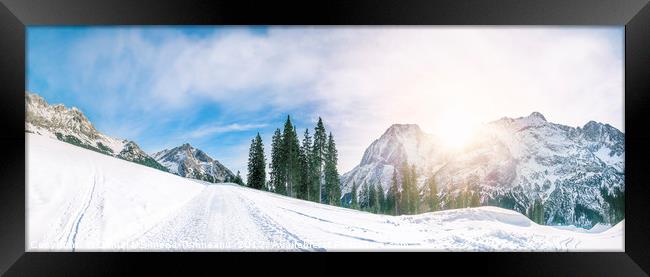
[433,111,480,150]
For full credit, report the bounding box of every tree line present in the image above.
[344,161,424,215]
[245,115,342,205]
[344,161,484,216]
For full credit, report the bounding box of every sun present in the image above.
[432,112,480,151]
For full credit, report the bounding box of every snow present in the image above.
[593,146,624,171]
[27,133,623,251]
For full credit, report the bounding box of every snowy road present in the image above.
[129,184,315,251]
[27,134,624,251]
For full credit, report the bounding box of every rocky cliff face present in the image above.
[341,112,624,227]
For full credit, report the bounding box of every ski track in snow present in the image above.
[27,134,624,251]
[69,178,97,251]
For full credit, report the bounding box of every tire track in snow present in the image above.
[237,193,325,252]
[128,186,213,250]
[323,230,421,247]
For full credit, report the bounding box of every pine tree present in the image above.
[410,164,418,214]
[399,162,419,214]
[601,187,624,224]
[426,175,439,212]
[269,128,285,194]
[376,185,385,214]
[466,175,481,208]
[324,133,341,206]
[387,169,399,215]
[359,182,369,210]
[470,191,480,207]
[446,193,456,210]
[368,183,377,213]
[298,129,313,200]
[281,116,301,197]
[246,133,266,190]
[350,182,359,209]
[538,200,545,224]
[233,171,244,186]
[529,198,545,224]
[312,117,327,203]
[457,189,467,209]
[399,162,409,214]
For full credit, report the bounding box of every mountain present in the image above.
[341,112,625,228]
[25,91,168,172]
[152,143,235,183]
[341,124,445,195]
[27,132,623,251]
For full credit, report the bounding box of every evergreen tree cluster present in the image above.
[439,175,481,210]
[399,162,419,214]
[424,174,439,212]
[386,170,400,215]
[346,161,427,216]
[344,162,483,217]
[225,170,245,186]
[354,181,386,214]
[247,115,341,206]
[528,198,545,224]
[600,187,624,225]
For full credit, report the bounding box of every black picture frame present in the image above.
[1,0,649,276]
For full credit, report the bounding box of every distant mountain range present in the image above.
[153,144,234,183]
[341,112,624,228]
[25,92,234,184]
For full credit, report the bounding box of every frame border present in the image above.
[1,0,649,275]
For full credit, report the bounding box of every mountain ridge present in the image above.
[341,112,624,228]
[25,91,168,172]
[152,143,235,183]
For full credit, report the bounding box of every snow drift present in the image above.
[27,134,623,251]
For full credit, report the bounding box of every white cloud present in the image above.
[65,27,623,173]
[187,123,268,139]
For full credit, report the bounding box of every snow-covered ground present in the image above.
[26,133,624,251]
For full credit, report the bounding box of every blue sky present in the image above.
[27,26,624,177]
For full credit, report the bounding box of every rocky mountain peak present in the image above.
[383,123,423,137]
[582,120,621,139]
[528,111,546,121]
[26,91,100,140]
[360,124,425,166]
[153,144,234,183]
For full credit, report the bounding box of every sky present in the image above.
[27,26,624,179]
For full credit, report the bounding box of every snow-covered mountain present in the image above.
[152,143,235,183]
[341,112,625,228]
[341,124,446,195]
[25,92,168,172]
[27,133,623,251]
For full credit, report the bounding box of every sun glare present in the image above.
[433,112,480,151]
